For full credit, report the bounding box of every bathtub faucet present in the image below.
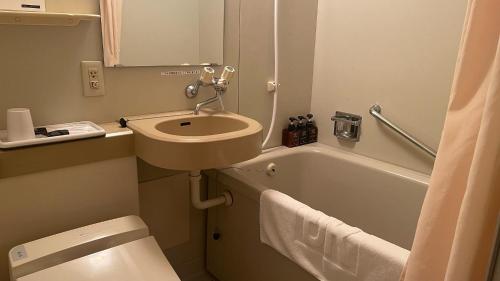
[185,66,236,115]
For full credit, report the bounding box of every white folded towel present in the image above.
[323,222,363,275]
[323,231,410,281]
[260,190,324,279]
[260,189,409,281]
[357,234,409,281]
[260,189,309,258]
[296,207,331,252]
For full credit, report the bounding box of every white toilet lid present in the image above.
[18,236,181,281]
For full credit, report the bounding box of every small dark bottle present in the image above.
[282,117,300,147]
[297,116,308,145]
[306,113,318,144]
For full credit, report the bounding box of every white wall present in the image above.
[311,0,468,174]
[238,0,318,148]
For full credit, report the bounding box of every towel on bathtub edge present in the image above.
[260,189,324,278]
[259,189,410,281]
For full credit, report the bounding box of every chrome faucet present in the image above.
[193,93,224,115]
[185,66,236,115]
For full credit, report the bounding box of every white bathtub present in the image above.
[206,143,429,281]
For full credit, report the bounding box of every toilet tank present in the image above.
[9,216,149,280]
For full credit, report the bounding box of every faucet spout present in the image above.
[194,92,224,115]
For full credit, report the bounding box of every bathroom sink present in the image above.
[127,110,263,170]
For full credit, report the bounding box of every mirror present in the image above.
[100,0,224,67]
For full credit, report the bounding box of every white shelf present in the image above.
[0,121,106,149]
[0,10,100,26]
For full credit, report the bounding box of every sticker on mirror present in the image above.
[161,70,201,77]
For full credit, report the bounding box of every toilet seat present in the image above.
[17,236,180,281]
[9,216,181,281]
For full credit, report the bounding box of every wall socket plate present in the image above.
[81,61,105,97]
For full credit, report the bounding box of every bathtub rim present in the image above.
[215,143,430,202]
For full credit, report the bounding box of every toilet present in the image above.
[8,216,181,281]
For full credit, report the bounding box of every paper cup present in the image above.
[7,108,35,142]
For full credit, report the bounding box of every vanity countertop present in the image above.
[0,122,134,179]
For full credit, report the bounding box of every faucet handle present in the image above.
[200,67,215,85]
[220,66,235,82]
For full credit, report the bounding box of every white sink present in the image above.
[127,110,263,171]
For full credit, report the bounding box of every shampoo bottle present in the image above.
[282,117,300,147]
[297,116,308,145]
[306,113,318,144]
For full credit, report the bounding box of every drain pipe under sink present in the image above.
[189,170,233,210]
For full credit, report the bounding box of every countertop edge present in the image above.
[0,122,135,179]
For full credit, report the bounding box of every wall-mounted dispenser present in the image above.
[331,112,362,142]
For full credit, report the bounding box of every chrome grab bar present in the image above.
[369,104,437,158]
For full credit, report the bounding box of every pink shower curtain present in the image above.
[402,0,500,280]
[99,0,123,67]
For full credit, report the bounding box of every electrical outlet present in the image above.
[81,61,105,97]
[88,68,98,79]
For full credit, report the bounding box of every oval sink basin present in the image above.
[127,110,263,171]
[155,116,249,136]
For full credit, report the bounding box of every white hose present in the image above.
[262,0,279,148]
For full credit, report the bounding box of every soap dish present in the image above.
[0,121,106,149]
